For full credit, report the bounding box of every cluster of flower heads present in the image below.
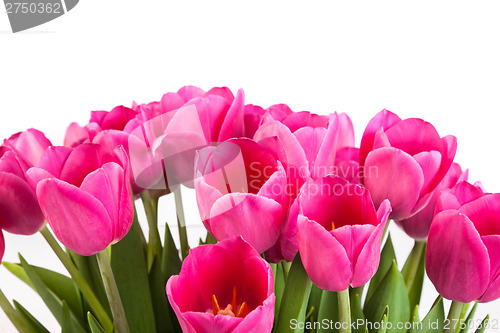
[1,86,499,332]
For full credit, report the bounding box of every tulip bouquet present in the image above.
[0,86,498,333]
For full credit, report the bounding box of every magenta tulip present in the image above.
[166,236,275,333]
[131,86,246,189]
[26,143,133,256]
[360,109,457,220]
[296,175,391,291]
[426,192,500,303]
[194,138,288,253]
[253,110,356,262]
[0,230,4,263]
[396,163,465,239]
[0,129,50,242]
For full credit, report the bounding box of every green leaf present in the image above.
[307,284,323,325]
[409,296,444,333]
[364,260,410,333]
[4,262,84,321]
[111,215,156,333]
[376,306,390,333]
[12,300,50,333]
[366,234,396,303]
[460,303,477,333]
[275,253,313,333]
[350,287,366,333]
[149,254,181,333]
[410,305,420,324]
[67,250,111,318]
[474,315,489,333]
[88,312,107,333]
[61,301,72,333]
[317,291,338,333]
[19,255,87,333]
[161,222,182,281]
[272,262,287,323]
[402,241,426,311]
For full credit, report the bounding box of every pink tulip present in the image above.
[253,109,356,262]
[0,129,50,239]
[0,230,4,263]
[2,128,52,169]
[396,163,465,240]
[360,109,457,220]
[194,138,288,253]
[166,236,275,333]
[26,144,133,256]
[426,192,500,303]
[296,175,391,291]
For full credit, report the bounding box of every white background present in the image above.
[1,1,500,332]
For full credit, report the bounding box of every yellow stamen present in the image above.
[237,302,248,318]
[332,221,336,231]
[231,286,237,310]
[212,295,220,314]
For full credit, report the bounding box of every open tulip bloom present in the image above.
[0,88,498,333]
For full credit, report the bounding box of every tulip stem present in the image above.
[338,288,352,333]
[445,301,464,333]
[0,288,36,333]
[403,240,426,290]
[140,191,163,263]
[174,187,189,259]
[96,250,130,333]
[40,226,114,333]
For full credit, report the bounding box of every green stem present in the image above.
[444,301,464,333]
[0,288,35,333]
[174,187,189,259]
[275,254,312,333]
[140,191,162,260]
[40,226,114,333]
[404,240,426,289]
[96,250,130,333]
[338,288,352,333]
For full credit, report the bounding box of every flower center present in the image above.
[211,286,248,318]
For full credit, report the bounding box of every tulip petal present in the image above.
[254,117,310,182]
[353,200,390,286]
[166,276,197,333]
[182,311,242,333]
[459,194,500,236]
[428,135,457,192]
[297,215,352,291]
[426,210,490,302]
[208,194,284,253]
[64,123,89,147]
[314,114,341,179]
[233,294,275,333]
[452,181,485,206]
[37,178,113,256]
[413,150,442,195]
[359,109,401,166]
[80,162,132,242]
[0,172,44,235]
[364,147,424,220]
[177,85,205,102]
[300,176,378,230]
[0,230,4,263]
[59,144,105,187]
[38,146,72,179]
[257,163,288,208]
[384,118,443,155]
[477,235,500,303]
[218,89,245,142]
[194,176,224,234]
[331,224,376,281]
[4,128,52,167]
